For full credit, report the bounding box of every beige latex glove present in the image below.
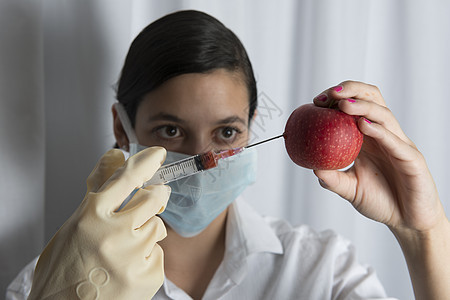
[28,147,170,300]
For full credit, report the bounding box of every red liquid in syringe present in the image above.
[197,147,245,170]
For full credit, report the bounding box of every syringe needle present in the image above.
[246,134,284,148]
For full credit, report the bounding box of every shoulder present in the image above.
[260,216,393,298]
[262,215,366,278]
[233,198,352,258]
[6,256,38,300]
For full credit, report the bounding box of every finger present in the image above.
[138,216,167,255]
[314,80,386,108]
[119,185,171,229]
[330,81,386,106]
[98,147,167,208]
[358,117,421,172]
[145,241,165,261]
[313,169,357,201]
[143,243,165,292]
[337,98,411,144]
[313,92,330,107]
[86,149,125,194]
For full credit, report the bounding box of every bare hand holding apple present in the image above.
[263,80,445,235]
[306,81,450,299]
[306,81,443,230]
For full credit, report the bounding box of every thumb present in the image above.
[313,169,357,201]
[86,149,125,194]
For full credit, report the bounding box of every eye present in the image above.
[216,126,242,143]
[222,127,235,138]
[154,125,181,139]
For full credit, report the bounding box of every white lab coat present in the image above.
[6,198,398,300]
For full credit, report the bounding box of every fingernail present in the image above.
[315,94,328,102]
[318,178,328,188]
[333,85,343,92]
[364,118,372,124]
[347,98,356,103]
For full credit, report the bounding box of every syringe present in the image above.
[143,147,245,186]
[117,134,283,211]
[143,134,284,186]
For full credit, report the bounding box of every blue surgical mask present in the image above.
[160,148,257,237]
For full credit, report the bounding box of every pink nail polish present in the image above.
[333,85,343,92]
[364,118,372,124]
[347,98,356,103]
[315,94,327,102]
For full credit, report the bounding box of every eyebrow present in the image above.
[215,116,247,126]
[147,113,187,124]
[147,113,247,126]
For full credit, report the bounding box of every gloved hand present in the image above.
[28,147,170,300]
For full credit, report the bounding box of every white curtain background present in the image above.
[1,1,449,299]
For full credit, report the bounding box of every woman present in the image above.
[7,10,449,300]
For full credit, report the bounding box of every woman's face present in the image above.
[132,69,251,155]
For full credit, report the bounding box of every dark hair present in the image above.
[116,10,257,126]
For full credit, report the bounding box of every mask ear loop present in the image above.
[114,103,139,155]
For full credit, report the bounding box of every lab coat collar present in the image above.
[227,197,284,256]
[222,197,284,285]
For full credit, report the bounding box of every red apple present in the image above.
[284,103,363,170]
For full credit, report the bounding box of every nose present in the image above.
[180,135,214,156]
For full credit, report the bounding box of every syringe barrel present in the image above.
[143,151,217,186]
[142,148,243,186]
